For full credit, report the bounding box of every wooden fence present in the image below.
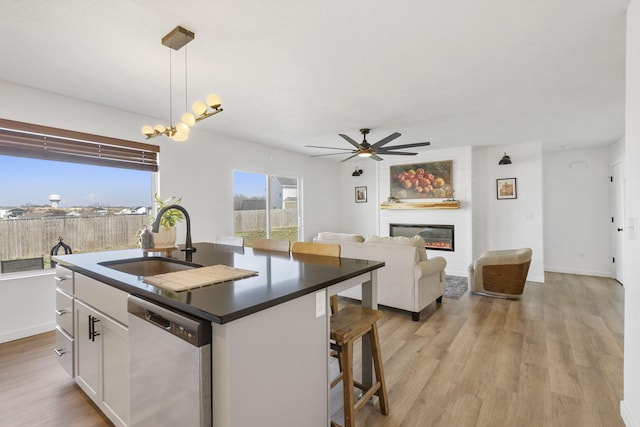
[233,208,298,232]
[0,209,298,266]
[0,215,146,262]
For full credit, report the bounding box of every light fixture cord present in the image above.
[184,36,188,113]
[169,47,173,128]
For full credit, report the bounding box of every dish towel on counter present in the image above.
[143,264,258,292]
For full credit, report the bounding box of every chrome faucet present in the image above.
[151,204,197,262]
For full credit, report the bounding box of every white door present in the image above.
[612,162,624,284]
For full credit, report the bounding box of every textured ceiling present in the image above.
[0,0,628,159]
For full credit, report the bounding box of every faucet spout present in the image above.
[151,204,196,262]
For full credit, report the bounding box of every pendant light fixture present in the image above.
[141,26,223,142]
[498,152,512,165]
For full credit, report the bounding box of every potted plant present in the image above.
[150,194,184,248]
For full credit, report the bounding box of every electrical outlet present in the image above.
[315,290,326,318]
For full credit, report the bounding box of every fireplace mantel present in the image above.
[380,200,460,210]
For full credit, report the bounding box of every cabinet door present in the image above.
[101,314,129,427]
[75,300,100,401]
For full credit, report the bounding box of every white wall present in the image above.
[622,1,640,425]
[542,147,613,277]
[471,142,545,283]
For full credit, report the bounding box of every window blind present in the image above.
[0,118,159,172]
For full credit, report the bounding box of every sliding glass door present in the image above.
[233,171,299,247]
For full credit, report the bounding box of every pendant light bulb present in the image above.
[171,131,189,142]
[206,94,222,109]
[141,125,154,137]
[193,101,207,116]
[176,122,190,135]
[182,112,196,127]
[154,124,166,133]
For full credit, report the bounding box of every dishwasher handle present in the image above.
[127,295,211,347]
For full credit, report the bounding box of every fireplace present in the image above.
[389,223,455,252]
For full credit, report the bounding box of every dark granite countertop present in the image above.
[52,242,384,324]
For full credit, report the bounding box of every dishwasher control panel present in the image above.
[128,295,211,347]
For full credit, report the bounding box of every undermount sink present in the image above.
[99,257,202,276]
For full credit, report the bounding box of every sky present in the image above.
[1,156,152,207]
[233,171,266,197]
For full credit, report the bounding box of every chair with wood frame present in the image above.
[251,238,291,252]
[291,241,389,427]
[213,235,244,247]
[468,248,532,299]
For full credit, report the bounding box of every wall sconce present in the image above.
[352,167,363,177]
[499,152,512,165]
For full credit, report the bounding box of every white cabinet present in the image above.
[74,275,129,427]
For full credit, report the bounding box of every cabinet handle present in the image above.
[55,276,68,282]
[90,315,101,342]
[88,314,92,340]
[54,348,67,357]
[55,309,68,316]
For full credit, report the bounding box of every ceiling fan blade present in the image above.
[379,141,431,150]
[305,145,354,151]
[371,153,384,161]
[310,152,357,157]
[375,151,418,156]
[339,134,363,149]
[340,153,360,162]
[371,132,401,149]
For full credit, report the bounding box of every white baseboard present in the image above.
[544,267,614,278]
[621,400,637,427]
[0,322,55,344]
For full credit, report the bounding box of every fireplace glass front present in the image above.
[389,223,455,252]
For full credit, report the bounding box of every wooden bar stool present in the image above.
[330,305,389,427]
[291,241,389,426]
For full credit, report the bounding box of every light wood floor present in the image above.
[0,272,624,427]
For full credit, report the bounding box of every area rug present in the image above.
[444,275,468,299]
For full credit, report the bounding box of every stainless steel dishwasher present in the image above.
[128,295,212,427]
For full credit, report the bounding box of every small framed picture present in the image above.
[497,178,517,200]
[355,186,367,203]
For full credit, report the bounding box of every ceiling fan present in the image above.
[306,129,431,162]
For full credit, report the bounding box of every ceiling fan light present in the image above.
[182,112,196,127]
[358,152,372,158]
[141,125,154,136]
[206,94,222,109]
[192,101,207,116]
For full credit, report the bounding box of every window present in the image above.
[233,171,299,247]
[0,119,158,273]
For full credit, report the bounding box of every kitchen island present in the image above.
[53,242,384,427]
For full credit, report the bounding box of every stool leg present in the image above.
[370,323,389,415]
[341,340,355,427]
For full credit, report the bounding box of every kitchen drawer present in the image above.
[55,265,74,294]
[75,274,128,326]
[54,326,74,377]
[55,288,74,336]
